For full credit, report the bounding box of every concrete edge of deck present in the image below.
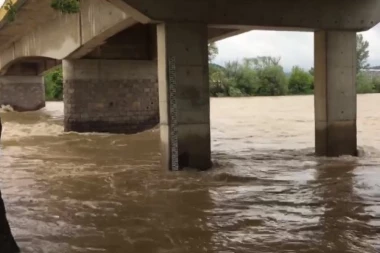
[0,0,26,26]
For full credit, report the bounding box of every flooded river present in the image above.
[0,95,379,253]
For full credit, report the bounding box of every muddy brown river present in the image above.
[0,95,379,253]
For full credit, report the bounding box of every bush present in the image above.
[357,72,374,94]
[209,64,229,97]
[209,57,290,97]
[288,66,314,95]
[372,77,380,93]
[228,86,244,97]
[51,0,80,13]
[45,67,63,100]
[255,65,288,96]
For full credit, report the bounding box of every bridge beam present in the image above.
[157,23,211,170]
[109,0,380,31]
[314,31,357,157]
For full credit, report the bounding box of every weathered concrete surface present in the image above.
[110,0,380,31]
[157,23,211,170]
[0,0,52,53]
[85,24,157,60]
[208,27,251,43]
[63,59,158,134]
[0,0,136,74]
[0,76,45,111]
[0,1,249,75]
[314,31,357,157]
[84,23,246,60]
[2,57,59,76]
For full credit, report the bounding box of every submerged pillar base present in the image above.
[0,76,45,112]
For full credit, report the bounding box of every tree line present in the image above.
[208,34,380,97]
[45,34,379,100]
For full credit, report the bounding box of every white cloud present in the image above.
[215,25,380,72]
[0,0,4,6]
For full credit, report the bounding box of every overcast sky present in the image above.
[1,0,379,71]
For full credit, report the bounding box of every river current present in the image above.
[0,95,379,253]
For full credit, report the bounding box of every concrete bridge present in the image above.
[0,0,380,170]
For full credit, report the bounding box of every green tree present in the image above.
[234,60,258,95]
[209,63,229,96]
[220,60,245,96]
[45,67,63,100]
[309,67,314,76]
[288,66,314,94]
[210,56,288,97]
[208,42,219,63]
[248,56,281,69]
[357,34,370,73]
[255,65,287,96]
[249,57,287,96]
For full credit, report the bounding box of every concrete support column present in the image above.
[63,59,159,134]
[0,76,45,111]
[157,23,211,171]
[314,31,357,157]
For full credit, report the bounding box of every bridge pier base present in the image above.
[0,76,45,112]
[314,31,357,157]
[157,23,212,170]
[63,59,159,134]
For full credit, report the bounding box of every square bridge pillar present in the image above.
[157,23,212,171]
[314,31,357,157]
[63,59,159,134]
[0,76,45,112]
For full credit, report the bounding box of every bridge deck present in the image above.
[0,0,57,52]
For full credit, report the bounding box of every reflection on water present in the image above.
[0,95,379,253]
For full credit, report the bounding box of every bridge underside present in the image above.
[109,0,380,31]
[1,0,376,170]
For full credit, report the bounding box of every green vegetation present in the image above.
[209,34,380,97]
[1,0,80,22]
[210,57,300,97]
[4,1,16,22]
[356,73,380,94]
[208,42,219,62]
[355,34,380,94]
[50,0,80,14]
[288,66,314,95]
[45,68,63,101]
[357,34,370,73]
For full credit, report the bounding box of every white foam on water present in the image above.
[0,104,15,112]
